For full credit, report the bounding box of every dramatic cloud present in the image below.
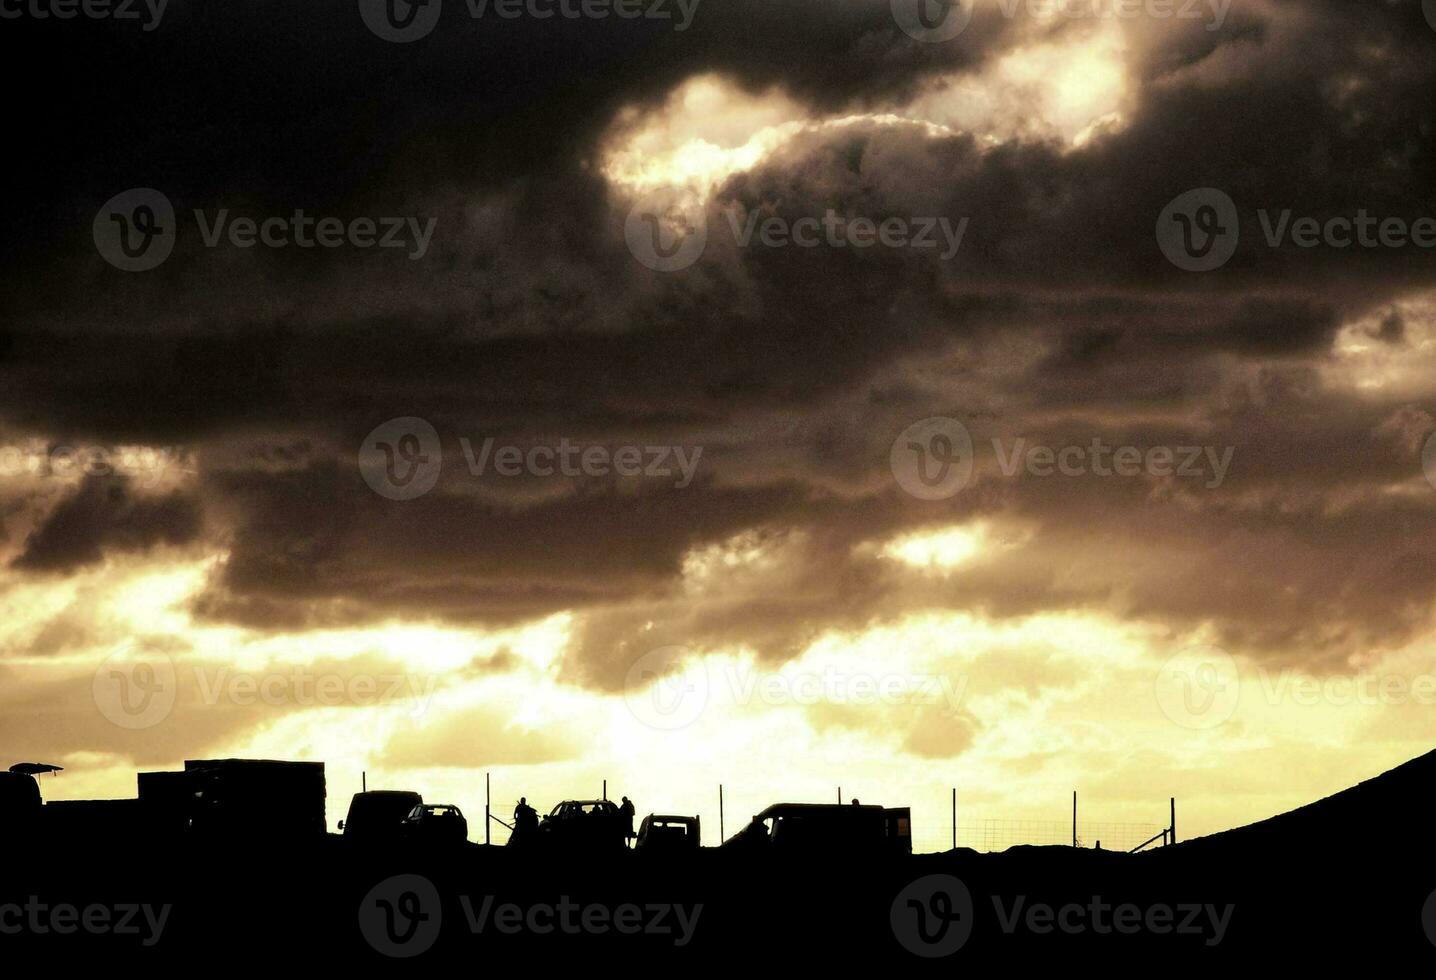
[5,0,1436,840]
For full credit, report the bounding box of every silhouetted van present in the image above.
[402,803,468,846]
[341,790,423,842]
[722,803,911,858]
[635,814,700,854]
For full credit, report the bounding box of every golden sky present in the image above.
[6,1,1436,852]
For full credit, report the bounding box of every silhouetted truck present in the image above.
[0,769,42,836]
[181,759,327,839]
[635,814,700,854]
[722,803,912,858]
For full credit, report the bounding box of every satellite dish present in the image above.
[8,763,64,776]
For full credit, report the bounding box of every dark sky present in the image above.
[4,0,1436,772]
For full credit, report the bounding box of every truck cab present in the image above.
[635,813,700,854]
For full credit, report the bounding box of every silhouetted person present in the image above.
[619,796,635,843]
[512,797,537,845]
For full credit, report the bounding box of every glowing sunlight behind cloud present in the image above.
[601,24,1131,201]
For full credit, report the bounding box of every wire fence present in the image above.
[487,800,1159,853]
[480,778,1170,855]
[487,800,522,846]
[915,819,1164,854]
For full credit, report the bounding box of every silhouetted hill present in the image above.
[1158,746,1436,863]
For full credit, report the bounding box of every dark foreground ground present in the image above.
[6,749,1436,967]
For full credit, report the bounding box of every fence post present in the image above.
[951,788,956,850]
[1170,797,1176,845]
[719,784,725,843]
[1072,791,1077,848]
[485,772,491,846]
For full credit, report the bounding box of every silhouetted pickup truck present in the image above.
[402,803,469,846]
[722,803,912,858]
[537,799,626,852]
[635,814,700,854]
[340,790,422,842]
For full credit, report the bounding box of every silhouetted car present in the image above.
[537,799,626,851]
[339,790,422,842]
[402,803,469,845]
[722,803,911,858]
[635,814,700,854]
